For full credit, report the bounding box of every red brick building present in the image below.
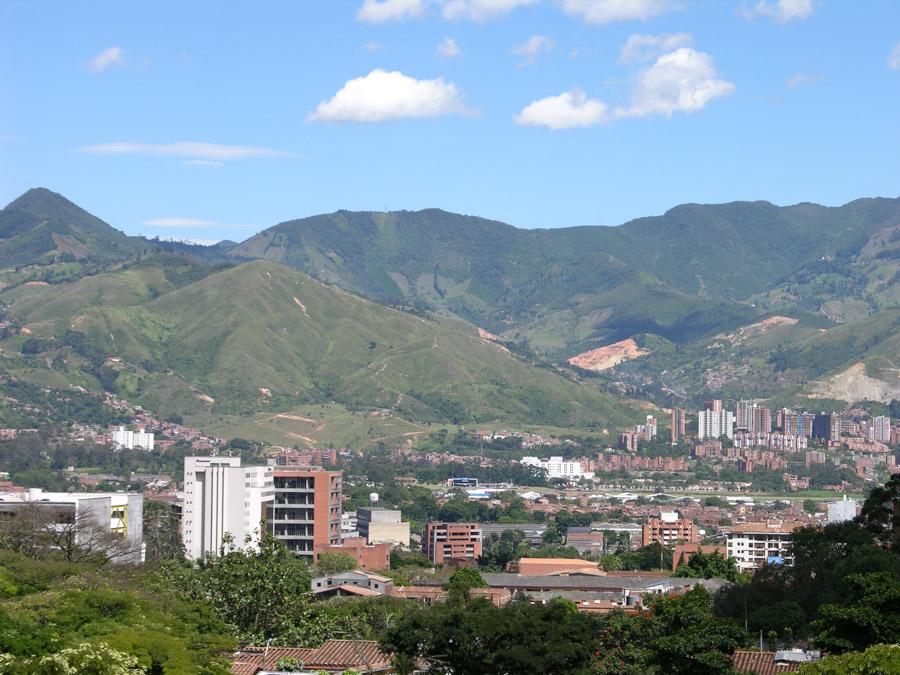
[314,536,391,571]
[424,522,482,565]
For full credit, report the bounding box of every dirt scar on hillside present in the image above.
[292,296,309,317]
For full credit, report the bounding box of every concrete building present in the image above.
[515,557,603,576]
[564,527,605,556]
[182,457,273,560]
[778,410,815,437]
[827,495,858,524]
[642,512,697,548]
[724,521,803,572]
[356,506,410,547]
[111,426,154,450]
[311,570,393,598]
[874,416,892,443]
[269,468,342,560]
[521,456,592,480]
[697,409,735,440]
[0,487,144,564]
[671,408,686,443]
[812,414,841,443]
[424,522,482,565]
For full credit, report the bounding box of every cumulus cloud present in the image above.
[511,35,554,67]
[437,37,462,59]
[307,69,469,122]
[740,0,813,22]
[618,32,692,64]
[88,46,124,73]
[357,0,425,23]
[517,44,733,129]
[889,43,900,70]
[441,0,538,22]
[617,47,734,118]
[77,141,293,161]
[560,0,679,25]
[785,72,823,88]
[515,90,609,129]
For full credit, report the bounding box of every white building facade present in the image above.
[724,521,801,572]
[827,496,858,524]
[697,410,735,440]
[111,426,155,450]
[874,416,892,443]
[182,457,273,560]
[521,456,593,480]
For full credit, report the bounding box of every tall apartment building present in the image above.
[182,457,273,560]
[704,399,724,412]
[736,401,772,434]
[521,456,592,480]
[111,426,155,450]
[670,408,686,443]
[697,409,735,440]
[357,506,410,546]
[778,410,815,437]
[724,521,802,572]
[269,468,342,560]
[424,522,482,565]
[812,413,841,443]
[874,416,892,443]
[641,511,697,548]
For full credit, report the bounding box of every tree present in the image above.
[811,572,900,654]
[315,552,358,575]
[674,550,744,583]
[857,472,900,552]
[445,568,487,602]
[142,500,184,562]
[0,641,143,675]
[798,644,900,674]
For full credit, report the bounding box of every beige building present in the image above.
[356,506,410,547]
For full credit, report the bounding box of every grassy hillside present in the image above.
[0,259,640,435]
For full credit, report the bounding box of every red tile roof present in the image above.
[231,639,392,674]
[732,651,801,674]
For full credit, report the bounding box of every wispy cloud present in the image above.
[364,40,384,53]
[786,72,823,88]
[889,42,900,70]
[307,69,470,122]
[357,0,425,23]
[739,0,813,23]
[76,141,293,161]
[618,32,692,64]
[560,0,680,25]
[437,37,463,59]
[88,46,125,73]
[511,35,554,67]
[441,0,538,22]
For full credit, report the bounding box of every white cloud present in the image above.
[88,46,124,73]
[364,40,384,53]
[515,90,609,129]
[77,141,293,161]
[617,47,734,118]
[154,236,223,246]
[307,69,469,122]
[141,217,221,228]
[785,72,823,88]
[889,43,900,70]
[517,44,733,129]
[357,0,425,23]
[740,0,812,22]
[511,35,554,67]
[437,37,462,59]
[559,0,679,25]
[441,0,538,22]
[618,32,692,64]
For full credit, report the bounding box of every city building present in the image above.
[812,413,841,443]
[827,495,858,524]
[874,416,892,443]
[670,408,686,443]
[424,522,482,565]
[514,557,603,576]
[269,468,342,560]
[724,521,803,572]
[704,399,724,412]
[110,426,154,450]
[356,506,410,547]
[642,512,697,548]
[697,409,735,440]
[182,457,273,560]
[311,570,393,598]
[565,527,605,556]
[778,410,815,437]
[521,456,592,480]
[0,487,144,564]
[617,431,639,452]
[314,536,391,571]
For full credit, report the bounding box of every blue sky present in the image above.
[2,0,899,243]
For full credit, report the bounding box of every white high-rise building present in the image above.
[827,495,858,524]
[182,457,273,560]
[521,456,592,480]
[111,426,154,450]
[874,416,891,443]
[697,409,735,440]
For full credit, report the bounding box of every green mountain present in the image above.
[0,188,143,267]
[0,257,639,438]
